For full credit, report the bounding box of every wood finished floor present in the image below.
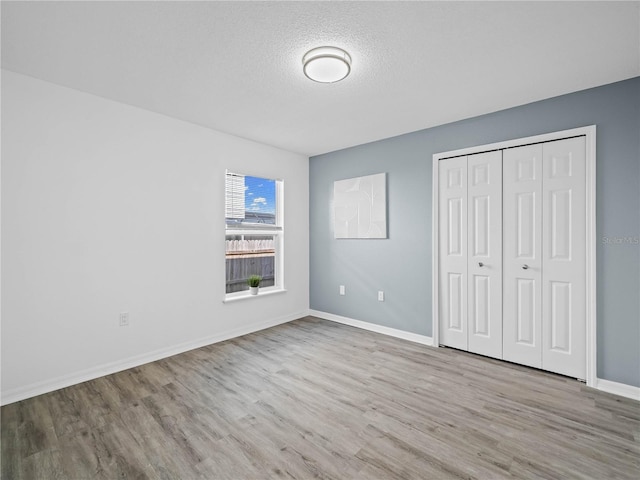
[2,316,639,479]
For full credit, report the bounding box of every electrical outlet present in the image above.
[119,312,129,327]
[378,291,384,302]
[339,285,345,296]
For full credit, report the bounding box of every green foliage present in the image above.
[247,275,262,288]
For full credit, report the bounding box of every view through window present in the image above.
[225,172,281,294]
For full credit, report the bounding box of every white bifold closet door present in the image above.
[503,137,586,379]
[439,152,503,359]
[503,144,543,368]
[467,151,502,358]
[439,156,468,350]
[541,137,586,379]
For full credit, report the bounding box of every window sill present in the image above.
[223,288,287,304]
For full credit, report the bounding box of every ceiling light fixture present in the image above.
[302,46,351,83]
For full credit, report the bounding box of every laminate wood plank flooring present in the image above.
[2,316,639,479]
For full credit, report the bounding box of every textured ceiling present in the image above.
[2,1,639,156]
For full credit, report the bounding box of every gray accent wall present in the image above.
[310,77,640,388]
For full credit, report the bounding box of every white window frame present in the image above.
[223,171,285,302]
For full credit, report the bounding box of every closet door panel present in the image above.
[439,157,468,350]
[542,137,586,379]
[467,151,502,358]
[503,145,543,368]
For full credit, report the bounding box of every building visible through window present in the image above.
[225,172,282,295]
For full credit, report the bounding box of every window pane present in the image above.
[225,234,276,293]
[225,173,276,226]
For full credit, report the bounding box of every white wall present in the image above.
[1,70,309,404]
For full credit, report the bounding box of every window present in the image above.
[225,171,283,297]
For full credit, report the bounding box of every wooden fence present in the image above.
[226,239,275,254]
[225,253,275,293]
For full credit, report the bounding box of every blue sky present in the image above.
[245,175,275,215]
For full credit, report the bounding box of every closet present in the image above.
[436,131,590,380]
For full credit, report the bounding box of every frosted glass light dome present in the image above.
[303,47,351,83]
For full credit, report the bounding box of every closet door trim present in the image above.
[432,125,596,386]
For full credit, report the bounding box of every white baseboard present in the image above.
[595,378,640,401]
[308,309,433,346]
[1,311,305,406]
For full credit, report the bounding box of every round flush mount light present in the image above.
[302,46,351,83]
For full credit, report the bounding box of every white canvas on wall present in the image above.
[334,173,387,239]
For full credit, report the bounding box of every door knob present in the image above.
[522,264,529,270]
[478,262,484,267]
